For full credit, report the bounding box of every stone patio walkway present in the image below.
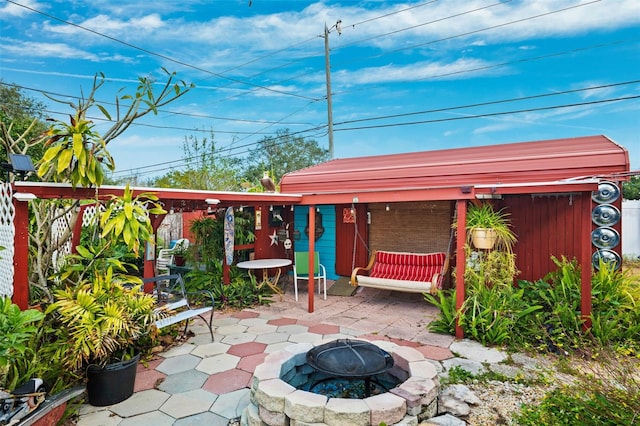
[76,283,459,425]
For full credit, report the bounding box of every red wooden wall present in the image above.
[507,193,600,282]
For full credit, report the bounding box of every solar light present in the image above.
[1,154,35,181]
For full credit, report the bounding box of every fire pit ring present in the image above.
[306,339,395,397]
[306,338,394,377]
[245,340,440,425]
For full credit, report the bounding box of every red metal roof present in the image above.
[280,135,629,198]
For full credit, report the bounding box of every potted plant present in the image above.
[46,265,157,406]
[465,203,516,252]
[172,240,189,266]
[44,185,166,406]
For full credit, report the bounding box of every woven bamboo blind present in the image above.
[368,201,453,254]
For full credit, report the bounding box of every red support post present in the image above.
[581,195,592,330]
[455,200,467,339]
[144,214,165,292]
[308,205,315,313]
[12,199,30,309]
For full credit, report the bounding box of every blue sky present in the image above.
[1,0,639,181]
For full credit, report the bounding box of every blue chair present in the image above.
[293,251,327,301]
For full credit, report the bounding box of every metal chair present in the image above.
[293,251,327,301]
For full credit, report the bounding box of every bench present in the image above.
[350,250,448,294]
[142,274,215,341]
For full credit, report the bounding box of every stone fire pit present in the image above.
[242,339,439,426]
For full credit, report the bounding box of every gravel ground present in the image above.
[465,380,550,425]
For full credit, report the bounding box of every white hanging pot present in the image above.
[471,228,497,250]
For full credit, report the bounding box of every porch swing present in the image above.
[349,207,454,294]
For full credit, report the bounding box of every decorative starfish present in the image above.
[269,230,279,246]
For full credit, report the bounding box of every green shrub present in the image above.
[426,255,639,354]
[184,262,273,309]
[0,297,44,390]
[424,289,457,335]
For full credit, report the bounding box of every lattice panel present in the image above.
[81,204,104,228]
[0,184,15,298]
[51,207,74,272]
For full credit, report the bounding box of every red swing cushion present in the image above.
[369,251,447,282]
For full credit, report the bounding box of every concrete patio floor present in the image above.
[76,281,458,425]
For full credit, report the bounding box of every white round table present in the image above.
[236,258,292,298]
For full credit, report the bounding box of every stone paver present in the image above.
[216,324,248,335]
[449,339,507,363]
[237,352,268,373]
[220,332,257,345]
[75,287,510,425]
[174,411,229,426]
[134,367,167,392]
[254,331,290,344]
[227,341,267,357]
[110,389,170,417]
[196,353,240,374]
[203,368,252,394]
[156,354,201,375]
[160,390,215,419]
[210,388,251,419]
[119,411,175,426]
[190,341,230,358]
[158,369,209,394]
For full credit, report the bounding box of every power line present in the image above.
[114,84,638,178]
[1,82,315,128]
[336,0,511,51]
[6,0,319,101]
[334,81,640,125]
[334,96,640,132]
[329,0,602,76]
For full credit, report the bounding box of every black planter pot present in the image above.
[86,352,140,406]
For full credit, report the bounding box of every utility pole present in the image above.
[323,20,340,159]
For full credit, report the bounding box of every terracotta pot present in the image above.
[471,228,497,250]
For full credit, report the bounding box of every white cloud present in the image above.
[0,0,46,19]
[336,58,498,86]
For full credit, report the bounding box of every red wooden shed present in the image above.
[280,135,631,335]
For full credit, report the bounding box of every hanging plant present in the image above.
[465,203,516,252]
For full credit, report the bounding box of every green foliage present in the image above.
[0,297,44,390]
[427,256,639,354]
[465,247,518,288]
[461,278,542,346]
[589,259,640,354]
[183,263,273,309]
[188,210,255,267]
[46,266,158,370]
[465,203,517,253]
[100,184,166,253]
[0,80,47,167]
[424,289,457,335]
[37,110,114,187]
[243,128,330,185]
[148,132,244,190]
[622,175,640,200]
[517,352,640,425]
[441,365,475,385]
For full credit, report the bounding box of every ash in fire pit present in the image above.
[305,339,398,398]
